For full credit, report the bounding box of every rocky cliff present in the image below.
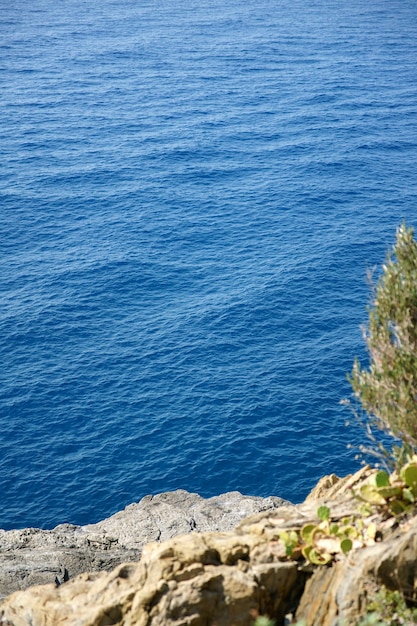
[0,490,289,600]
[1,468,416,626]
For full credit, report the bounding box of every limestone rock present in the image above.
[0,490,290,599]
[304,465,372,502]
[3,467,415,626]
[0,520,306,626]
[0,469,366,626]
[296,515,417,626]
[88,489,290,549]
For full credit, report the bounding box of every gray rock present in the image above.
[0,490,291,599]
[88,489,290,548]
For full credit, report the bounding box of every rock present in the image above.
[0,519,306,626]
[0,523,139,601]
[88,489,290,549]
[304,465,371,502]
[3,467,415,626]
[0,470,367,626]
[296,515,417,625]
[0,490,290,599]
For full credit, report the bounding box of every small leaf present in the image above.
[285,544,294,556]
[402,487,415,503]
[373,470,390,488]
[377,485,402,499]
[301,545,312,561]
[389,500,409,516]
[279,529,300,557]
[359,503,372,517]
[401,463,417,496]
[301,523,316,544]
[341,525,358,539]
[289,530,299,545]
[340,538,353,555]
[358,484,386,505]
[308,547,332,565]
[329,523,339,535]
[317,506,330,522]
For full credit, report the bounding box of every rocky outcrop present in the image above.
[0,490,290,600]
[296,517,417,625]
[2,467,416,626]
[0,501,304,626]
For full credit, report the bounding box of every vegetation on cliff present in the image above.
[348,223,417,468]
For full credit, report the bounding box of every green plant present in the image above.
[299,505,359,565]
[278,505,377,567]
[349,224,417,465]
[357,585,417,625]
[357,614,386,626]
[356,459,417,516]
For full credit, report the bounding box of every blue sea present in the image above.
[1,0,417,531]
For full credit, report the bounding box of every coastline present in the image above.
[0,489,291,600]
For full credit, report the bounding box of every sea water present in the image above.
[1,0,417,530]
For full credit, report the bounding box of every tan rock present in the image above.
[0,528,299,626]
[2,467,415,626]
[0,490,290,599]
[296,516,417,625]
[304,465,372,502]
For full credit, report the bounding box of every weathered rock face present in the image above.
[0,490,290,600]
[296,514,417,625]
[0,510,305,626]
[2,467,417,626]
[88,489,290,549]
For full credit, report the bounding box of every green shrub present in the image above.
[357,585,417,625]
[349,224,417,463]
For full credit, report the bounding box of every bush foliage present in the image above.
[349,224,417,457]
[358,585,417,626]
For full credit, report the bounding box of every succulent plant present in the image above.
[356,460,417,516]
[278,463,417,568]
[278,507,367,566]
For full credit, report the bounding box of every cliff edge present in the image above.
[2,467,416,625]
[0,490,289,600]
